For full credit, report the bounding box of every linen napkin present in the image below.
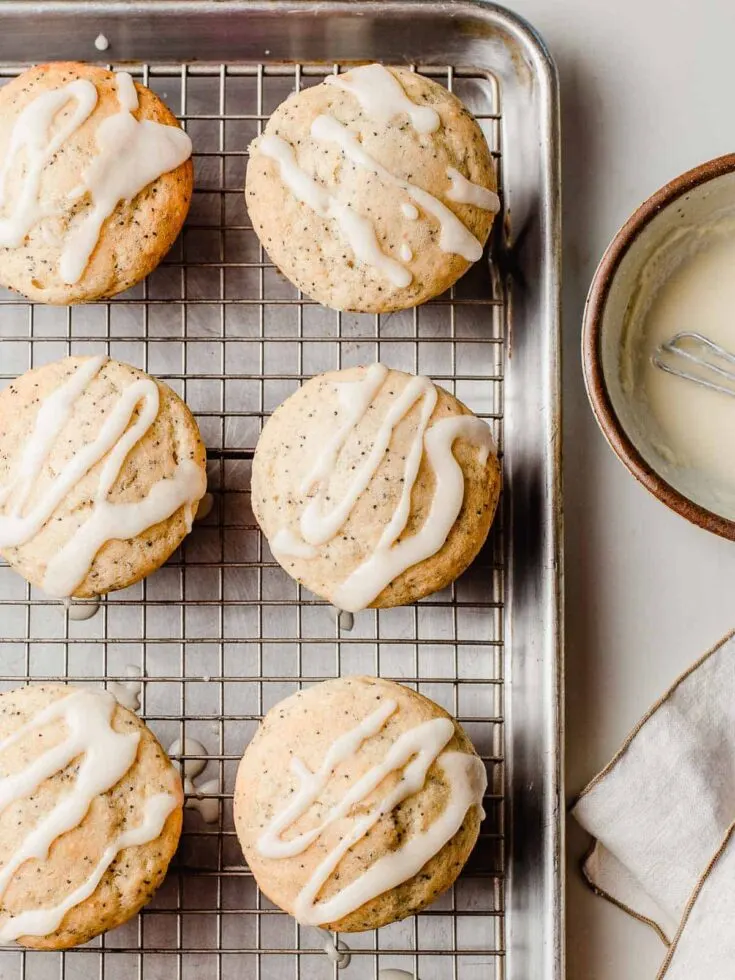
[572,629,735,978]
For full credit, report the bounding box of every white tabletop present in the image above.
[503,0,735,977]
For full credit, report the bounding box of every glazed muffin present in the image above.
[0,684,183,949]
[245,63,498,312]
[0,355,207,598]
[252,364,501,611]
[234,676,487,931]
[0,62,193,304]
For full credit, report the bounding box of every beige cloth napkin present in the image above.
[572,629,735,978]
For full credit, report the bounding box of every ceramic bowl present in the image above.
[582,153,735,539]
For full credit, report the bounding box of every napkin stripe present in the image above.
[580,840,670,944]
[574,627,735,803]
[657,820,735,978]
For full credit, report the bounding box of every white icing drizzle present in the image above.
[0,355,206,597]
[256,699,486,926]
[59,72,191,284]
[194,492,214,522]
[273,364,495,612]
[169,738,220,824]
[185,778,220,823]
[401,203,419,220]
[258,134,410,288]
[0,80,99,248]
[314,927,352,968]
[335,608,355,632]
[399,243,413,262]
[325,65,440,135]
[445,166,500,213]
[107,664,143,711]
[271,526,319,559]
[63,596,101,621]
[310,114,484,262]
[0,792,176,943]
[0,688,178,942]
[0,70,190,285]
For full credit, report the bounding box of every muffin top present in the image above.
[0,684,183,949]
[234,676,487,932]
[246,64,498,312]
[0,62,193,303]
[252,364,501,610]
[0,356,207,598]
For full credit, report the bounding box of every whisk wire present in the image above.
[653,331,735,398]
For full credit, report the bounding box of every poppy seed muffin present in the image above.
[251,364,501,611]
[245,63,498,312]
[234,676,487,932]
[0,61,193,304]
[0,684,183,949]
[0,355,207,598]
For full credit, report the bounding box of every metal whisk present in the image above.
[653,331,735,397]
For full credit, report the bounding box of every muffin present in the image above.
[252,364,501,611]
[0,62,193,304]
[234,676,487,931]
[245,63,498,312]
[0,684,183,949]
[0,355,208,598]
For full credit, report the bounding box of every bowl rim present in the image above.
[582,151,735,541]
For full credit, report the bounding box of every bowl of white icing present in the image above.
[583,153,735,538]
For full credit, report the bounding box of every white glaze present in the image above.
[333,414,494,612]
[399,243,413,262]
[0,355,206,597]
[63,596,101,621]
[257,699,486,926]
[258,134,411,288]
[624,224,735,512]
[378,971,417,980]
[169,736,208,781]
[274,364,494,612]
[0,686,179,943]
[401,203,419,220]
[445,166,500,213]
[107,664,143,711]
[336,609,354,632]
[0,792,177,943]
[94,34,110,52]
[325,65,440,135]
[194,492,214,522]
[0,80,98,248]
[314,927,352,968]
[271,526,319,559]
[169,737,220,823]
[59,72,191,284]
[310,114,484,262]
[185,777,220,824]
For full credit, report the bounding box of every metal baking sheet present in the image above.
[0,3,563,979]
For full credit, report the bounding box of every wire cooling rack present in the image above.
[0,61,509,980]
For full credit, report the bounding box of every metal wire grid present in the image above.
[0,62,507,980]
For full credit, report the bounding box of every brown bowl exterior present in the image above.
[581,152,735,541]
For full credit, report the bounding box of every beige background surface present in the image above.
[504,0,735,977]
